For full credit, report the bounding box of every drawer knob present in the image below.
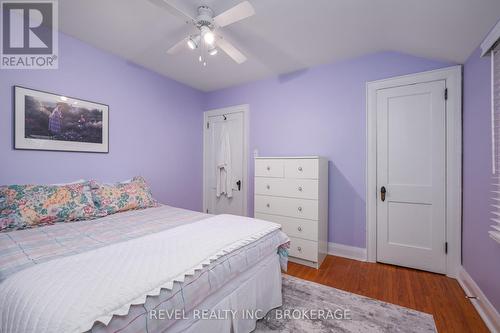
[298,206,302,212]
[266,203,270,208]
[298,186,303,192]
[298,226,302,231]
[297,246,302,252]
[266,184,270,190]
[298,166,303,172]
[266,166,271,171]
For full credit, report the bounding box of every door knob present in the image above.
[236,180,241,191]
[381,186,386,202]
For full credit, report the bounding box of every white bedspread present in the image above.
[0,214,281,333]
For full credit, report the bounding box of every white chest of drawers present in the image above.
[254,156,328,268]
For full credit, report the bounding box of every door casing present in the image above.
[203,104,249,216]
[366,66,462,278]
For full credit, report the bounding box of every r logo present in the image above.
[2,2,53,54]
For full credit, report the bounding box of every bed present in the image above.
[0,205,289,333]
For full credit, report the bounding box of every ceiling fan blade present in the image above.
[217,36,247,64]
[167,37,187,55]
[214,1,255,28]
[149,0,195,23]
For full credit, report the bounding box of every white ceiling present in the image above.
[59,0,500,91]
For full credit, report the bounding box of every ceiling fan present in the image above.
[159,0,255,66]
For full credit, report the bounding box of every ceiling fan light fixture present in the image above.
[204,31,215,45]
[164,1,253,65]
[208,47,218,56]
[201,26,215,45]
[187,39,196,50]
[187,35,200,50]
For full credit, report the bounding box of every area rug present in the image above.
[254,274,437,333]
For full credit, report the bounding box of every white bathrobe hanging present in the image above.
[216,124,233,198]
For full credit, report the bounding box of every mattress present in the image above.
[0,206,288,333]
[0,205,209,280]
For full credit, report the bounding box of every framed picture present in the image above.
[14,86,109,153]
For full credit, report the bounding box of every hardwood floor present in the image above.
[286,255,489,333]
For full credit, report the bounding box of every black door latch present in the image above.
[236,180,241,191]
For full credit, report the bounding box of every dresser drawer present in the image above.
[255,159,284,178]
[255,213,318,241]
[255,195,318,220]
[254,178,318,199]
[284,159,319,179]
[288,237,318,262]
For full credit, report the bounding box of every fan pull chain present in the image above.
[202,37,207,67]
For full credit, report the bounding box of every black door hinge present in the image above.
[445,242,448,254]
[444,88,448,101]
[206,122,209,129]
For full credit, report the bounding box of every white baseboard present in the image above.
[457,266,500,333]
[327,242,367,261]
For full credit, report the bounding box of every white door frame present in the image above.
[366,66,462,278]
[203,104,250,216]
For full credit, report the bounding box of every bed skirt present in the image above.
[170,252,282,333]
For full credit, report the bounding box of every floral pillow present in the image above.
[90,176,159,215]
[0,182,98,231]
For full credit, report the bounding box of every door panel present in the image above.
[376,80,446,274]
[387,93,433,186]
[205,111,244,216]
[387,202,432,249]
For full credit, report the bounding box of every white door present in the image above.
[204,106,247,216]
[376,80,446,274]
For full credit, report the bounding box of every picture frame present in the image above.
[14,86,109,153]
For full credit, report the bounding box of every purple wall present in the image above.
[0,33,204,211]
[204,51,453,247]
[1,22,497,312]
[463,47,500,312]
